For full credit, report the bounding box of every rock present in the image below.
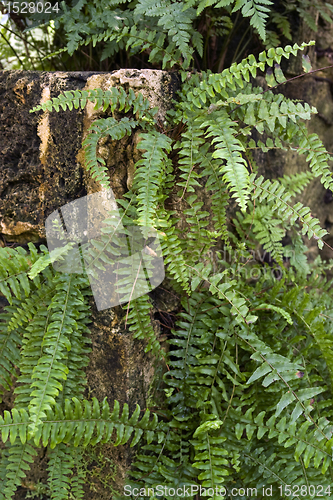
[0,70,181,243]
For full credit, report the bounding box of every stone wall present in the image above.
[0,70,180,243]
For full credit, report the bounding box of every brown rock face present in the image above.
[1,71,85,243]
[0,70,181,243]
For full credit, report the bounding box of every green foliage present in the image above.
[232,0,274,41]
[1,32,333,500]
[0,13,59,71]
[134,131,173,228]
[2,0,330,72]
[83,117,139,189]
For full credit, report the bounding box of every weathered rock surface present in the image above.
[0,69,180,243]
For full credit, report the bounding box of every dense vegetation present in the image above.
[1,1,333,499]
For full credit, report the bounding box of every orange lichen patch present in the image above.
[13,78,27,104]
[0,219,36,236]
[26,81,34,95]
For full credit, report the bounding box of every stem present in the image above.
[231,24,251,64]
[1,23,48,69]
[0,29,26,69]
[217,13,243,73]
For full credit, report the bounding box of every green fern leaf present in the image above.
[201,110,250,211]
[134,131,173,228]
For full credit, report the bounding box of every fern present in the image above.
[3,441,38,499]
[250,174,328,249]
[133,130,173,228]
[232,0,274,41]
[297,123,333,191]
[0,245,34,304]
[126,293,164,358]
[134,0,197,62]
[0,398,159,448]
[83,117,139,189]
[47,443,76,500]
[25,274,80,434]
[0,309,22,399]
[191,430,229,490]
[201,109,250,211]
[30,87,155,119]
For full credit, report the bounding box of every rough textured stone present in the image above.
[0,69,181,243]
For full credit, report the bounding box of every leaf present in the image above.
[193,420,222,437]
[302,54,312,73]
[274,64,286,84]
[266,67,277,87]
[256,304,293,325]
[247,362,272,384]
[275,391,296,417]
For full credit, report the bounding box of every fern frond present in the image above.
[243,445,332,497]
[250,174,328,249]
[129,427,196,489]
[28,243,75,280]
[0,398,160,449]
[27,274,86,434]
[174,120,205,197]
[194,0,233,16]
[83,117,139,189]
[181,42,314,107]
[289,294,333,388]
[30,87,154,118]
[134,130,173,228]
[269,9,292,40]
[134,0,196,65]
[231,407,333,472]
[201,110,250,211]
[242,92,315,135]
[56,282,92,404]
[297,123,333,191]
[3,441,37,499]
[0,311,22,398]
[162,223,191,292]
[240,203,286,260]
[0,246,31,304]
[232,0,273,41]
[191,430,229,490]
[126,294,164,358]
[98,25,182,69]
[187,264,254,324]
[13,297,53,411]
[173,118,222,257]
[279,171,314,196]
[7,267,56,332]
[201,149,231,247]
[0,444,10,500]
[47,442,76,500]
[70,447,86,500]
